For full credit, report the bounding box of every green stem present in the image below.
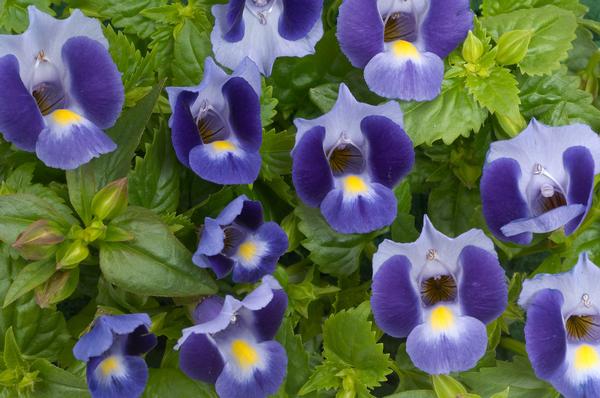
[499,337,527,357]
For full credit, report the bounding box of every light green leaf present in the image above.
[482,6,578,75]
[466,67,520,115]
[66,164,96,226]
[4,259,55,307]
[0,0,53,33]
[172,19,212,86]
[433,375,467,398]
[3,328,24,370]
[490,387,510,398]
[142,368,216,398]
[99,207,217,297]
[309,83,339,113]
[385,391,436,398]
[261,80,279,127]
[29,359,89,398]
[402,78,488,146]
[482,0,587,17]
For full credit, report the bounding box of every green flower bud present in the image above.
[91,178,128,221]
[82,220,106,243]
[580,71,599,100]
[56,240,89,269]
[496,30,532,66]
[35,269,79,308]
[104,225,134,242]
[496,111,526,138]
[462,31,484,63]
[12,220,64,260]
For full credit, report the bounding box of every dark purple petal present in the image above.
[524,289,567,379]
[252,289,288,341]
[215,340,286,398]
[62,37,124,129]
[320,182,397,234]
[208,254,235,279]
[222,77,262,152]
[125,325,157,356]
[564,146,595,235]
[420,0,473,58]
[216,195,248,225]
[459,246,507,324]
[179,333,225,384]
[481,157,532,245]
[0,55,44,151]
[170,90,201,168]
[279,0,322,41]
[87,354,149,398]
[193,296,225,324]
[235,200,264,231]
[35,116,116,170]
[224,0,245,42]
[188,145,261,185]
[371,255,421,338]
[337,0,384,67]
[361,115,414,188]
[364,51,444,101]
[406,314,487,374]
[292,126,334,207]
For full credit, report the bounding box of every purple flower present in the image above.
[176,276,288,398]
[0,7,124,170]
[337,0,473,100]
[167,58,262,185]
[210,0,324,76]
[193,195,288,283]
[481,119,600,245]
[73,314,157,398]
[371,215,507,374]
[292,83,414,234]
[519,252,600,398]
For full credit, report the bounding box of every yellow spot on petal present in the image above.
[392,40,420,59]
[99,356,121,377]
[51,109,82,126]
[430,305,454,331]
[238,241,257,262]
[212,140,236,152]
[343,175,368,194]
[231,339,259,369]
[575,345,599,370]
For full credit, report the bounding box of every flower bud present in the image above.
[12,220,64,260]
[496,30,532,66]
[82,220,107,243]
[496,111,526,138]
[91,178,128,221]
[462,31,484,63]
[35,269,78,308]
[56,240,89,269]
[104,225,134,242]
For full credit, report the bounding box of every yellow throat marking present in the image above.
[99,356,121,377]
[238,241,258,262]
[430,306,454,331]
[212,140,236,152]
[343,175,368,194]
[231,339,259,369]
[575,345,600,370]
[51,109,82,126]
[392,40,420,59]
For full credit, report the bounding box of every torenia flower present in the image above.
[292,83,414,234]
[371,216,507,374]
[337,0,473,100]
[481,119,600,245]
[0,7,124,169]
[167,58,262,185]
[73,314,157,398]
[176,276,287,398]
[210,0,324,76]
[193,195,288,283]
[519,253,600,398]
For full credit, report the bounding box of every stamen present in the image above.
[583,294,593,308]
[426,249,437,261]
[530,163,568,216]
[246,0,275,24]
[420,274,457,306]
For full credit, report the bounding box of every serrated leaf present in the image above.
[261,80,279,127]
[482,6,577,75]
[276,318,311,396]
[466,67,520,115]
[0,0,53,33]
[29,359,89,398]
[482,0,587,17]
[260,129,295,181]
[172,19,212,86]
[402,78,488,146]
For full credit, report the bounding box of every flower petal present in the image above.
[500,204,585,237]
[222,76,262,152]
[563,146,595,235]
[420,0,473,58]
[188,143,261,185]
[193,296,225,324]
[336,0,384,68]
[371,255,421,338]
[125,325,157,356]
[170,90,201,168]
[250,288,288,341]
[279,0,323,41]
[196,218,225,257]
[223,0,246,42]
[236,200,264,231]
[87,354,148,398]
[179,332,225,384]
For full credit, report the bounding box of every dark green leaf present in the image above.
[172,19,212,86]
[29,359,89,398]
[4,259,55,307]
[142,368,216,398]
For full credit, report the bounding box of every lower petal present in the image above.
[0,54,44,151]
[35,110,116,170]
[500,204,586,237]
[320,180,397,234]
[87,354,149,398]
[564,146,595,235]
[189,143,261,185]
[364,50,444,101]
[179,332,225,384]
[406,310,488,374]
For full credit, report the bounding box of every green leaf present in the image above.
[0,0,53,33]
[66,164,96,226]
[427,178,481,236]
[466,67,520,115]
[385,391,436,398]
[172,19,212,86]
[309,83,339,113]
[482,0,587,17]
[129,128,180,214]
[142,368,216,398]
[4,259,54,307]
[3,328,24,370]
[432,375,467,398]
[482,6,578,75]
[261,80,279,127]
[276,318,311,396]
[518,68,600,131]
[29,359,89,398]
[402,78,488,146]
[295,206,379,277]
[260,129,295,181]
[99,207,217,297]
[490,388,510,398]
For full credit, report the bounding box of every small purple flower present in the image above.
[73,314,157,398]
[176,276,288,398]
[193,195,288,283]
[167,58,262,185]
[481,119,600,245]
[210,0,324,76]
[292,83,414,234]
[519,252,600,398]
[0,7,124,170]
[371,215,507,374]
[337,0,473,101]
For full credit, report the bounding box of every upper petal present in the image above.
[222,76,262,152]
[563,146,595,235]
[419,0,473,58]
[279,0,323,41]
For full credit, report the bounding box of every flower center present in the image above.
[530,164,567,216]
[231,339,259,369]
[574,345,600,370]
[222,225,247,256]
[237,240,258,262]
[196,101,229,144]
[31,51,66,116]
[51,109,82,126]
[326,133,365,176]
[343,175,368,194]
[383,11,417,43]
[566,315,600,341]
[421,274,458,306]
[391,40,420,59]
[99,355,122,377]
[430,305,454,331]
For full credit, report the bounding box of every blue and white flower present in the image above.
[0,7,124,169]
